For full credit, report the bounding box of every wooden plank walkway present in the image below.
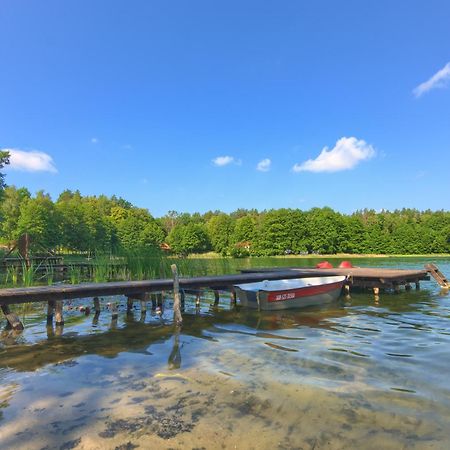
[0,270,312,305]
[0,267,432,306]
[241,267,430,290]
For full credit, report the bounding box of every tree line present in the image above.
[0,185,449,257]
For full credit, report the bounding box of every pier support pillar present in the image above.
[195,292,201,308]
[1,304,24,331]
[151,294,157,310]
[92,297,101,325]
[140,300,147,313]
[93,297,101,314]
[230,288,237,306]
[405,283,412,291]
[213,290,220,306]
[126,297,134,314]
[111,302,118,319]
[373,287,380,296]
[393,284,401,294]
[55,300,64,326]
[344,284,351,296]
[155,293,164,311]
[47,300,55,325]
[415,281,420,290]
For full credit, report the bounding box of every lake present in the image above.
[1,256,450,449]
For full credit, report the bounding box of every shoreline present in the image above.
[187,252,450,259]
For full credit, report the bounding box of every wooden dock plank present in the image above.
[0,270,314,305]
[242,267,430,286]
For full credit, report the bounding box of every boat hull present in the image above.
[234,277,345,310]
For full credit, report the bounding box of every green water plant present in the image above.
[92,255,111,283]
[68,265,82,284]
[21,262,36,287]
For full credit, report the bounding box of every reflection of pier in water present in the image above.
[0,306,350,372]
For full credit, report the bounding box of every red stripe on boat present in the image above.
[266,281,344,303]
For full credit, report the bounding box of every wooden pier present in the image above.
[241,266,431,291]
[0,265,437,331]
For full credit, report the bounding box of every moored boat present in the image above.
[234,276,346,310]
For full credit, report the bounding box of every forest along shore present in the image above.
[1,187,449,259]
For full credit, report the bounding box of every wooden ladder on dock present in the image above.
[425,263,450,288]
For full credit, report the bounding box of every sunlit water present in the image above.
[1,257,450,449]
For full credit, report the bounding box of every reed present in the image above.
[68,265,82,284]
[92,255,112,283]
[122,248,167,281]
[5,266,19,286]
[45,264,54,286]
[21,262,36,287]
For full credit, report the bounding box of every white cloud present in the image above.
[292,137,375,173]
[413,62,450,97]
[4,148,57,173]
[256,158,271,172]
[91,137,99,144]
[212,155,240,167]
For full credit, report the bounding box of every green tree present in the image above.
[232,215,257,244]
[56,190,90,251]
[206,214,235,255]
[81,199,113,253]
[16,191,61,251]
[168,223,211,256]
[254,209,309,255]
[0,186,31,242]
[0,150,10,193]
[112,207,165,251]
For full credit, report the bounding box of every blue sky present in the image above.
[1,0,449,217]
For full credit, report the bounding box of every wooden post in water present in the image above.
[195,292,201,308]
[55,300,64,326]
[151,293,157,310]
[415,281,420,290]
[158,292,164,308]
[180,289,185,311]
[93,297,101,325]
[230,288,237,306]
[213,290,220,306]
[111,302,118,319]
[170,264,183,325]
[93,297,101,314]
[1,304,24,331]
[126,297,133,314]
[47,300,55,325]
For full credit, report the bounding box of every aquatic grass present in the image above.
[110,264,130,282]
[122,248,168,281]
[5,266,19,286]
[68,265,82,284]
[92,256,111,283]
[21,262,36,287]
[44,264,55,286]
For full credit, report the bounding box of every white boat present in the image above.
[234,276,346,310]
